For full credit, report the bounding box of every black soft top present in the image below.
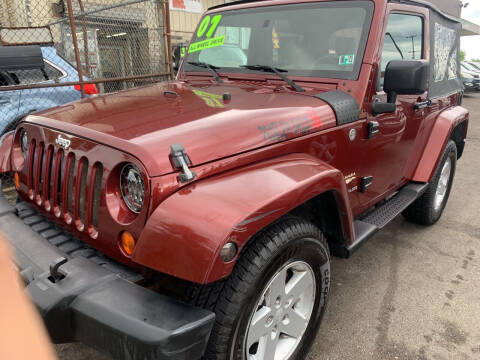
[209,0,460,23]
[389,0,461,23]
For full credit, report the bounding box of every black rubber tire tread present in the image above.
[185,216,329,360]
[402,140,457,225]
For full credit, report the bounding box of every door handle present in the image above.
[413,99,431,110]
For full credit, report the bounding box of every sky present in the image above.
[461,2,480,60]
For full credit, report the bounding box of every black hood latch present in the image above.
[170,143,196,183]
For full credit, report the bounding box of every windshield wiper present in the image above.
[240,64,304,92]
[187,61,223,83]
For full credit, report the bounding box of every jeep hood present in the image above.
[27,81,337,176]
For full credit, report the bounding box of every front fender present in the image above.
[0,131,14,173]
[133,153,353,284]
[411,106,468,182]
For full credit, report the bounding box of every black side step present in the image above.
[346,182,428,256]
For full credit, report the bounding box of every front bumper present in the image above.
[0,192,214,360]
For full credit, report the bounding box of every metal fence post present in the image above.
[160,0,174,78]
[77,0,91,77]
[66,0,85,98]
[165,0,174,78]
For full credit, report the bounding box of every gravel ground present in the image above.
[54,93,480,360]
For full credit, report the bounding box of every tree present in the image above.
[472,59,480,63]
[460,50,466,62]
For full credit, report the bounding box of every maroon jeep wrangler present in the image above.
[0,0,469,359]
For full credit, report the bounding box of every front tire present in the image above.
[189,218,330,360]
[403,140,457,225]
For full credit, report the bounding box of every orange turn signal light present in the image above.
[120,231,136,256]
[14,172,20,189]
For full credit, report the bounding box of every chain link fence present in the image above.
[0,0,174,184]
[0,0,172,132]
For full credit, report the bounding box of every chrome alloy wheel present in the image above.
[245,261,315,360]
[434,157,452,211]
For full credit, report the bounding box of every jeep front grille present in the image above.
[15,201,142,283]
[26,140,103,239]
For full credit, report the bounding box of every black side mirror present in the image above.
[372,60,429,115]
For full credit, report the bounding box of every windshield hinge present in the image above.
[170,143,196,183]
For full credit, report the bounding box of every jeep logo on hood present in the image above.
[55,134,71,150]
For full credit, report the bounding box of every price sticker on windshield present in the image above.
[196,14,223,38]
[189,36,225,53]
[189,14,224,53]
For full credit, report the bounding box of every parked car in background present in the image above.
[465,61,480,72]
[462,61,480,74]
[461,62,480,91]
[462,72,479,91]
[0,45,98,135]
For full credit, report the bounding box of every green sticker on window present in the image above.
[196,15,223,38]
[339,54,355,65]
[197,16,211,38]
[188,35,225,53]
[206,15,222,38]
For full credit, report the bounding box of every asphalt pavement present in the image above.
[56,92,480,360]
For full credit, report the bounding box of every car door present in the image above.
[0,71,21,134]
[359,10,427,210]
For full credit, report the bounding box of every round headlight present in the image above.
[20,128,28,156]
[120,164,145,213]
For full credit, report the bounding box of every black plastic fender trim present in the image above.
[315,90,360,126]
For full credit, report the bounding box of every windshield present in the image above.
[462,62,479,72]
[182,1,374,80]
[467,62,480,71]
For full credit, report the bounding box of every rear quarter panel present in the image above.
[0,90,21,133]
[410,105,468,182]
[16,48,81,126]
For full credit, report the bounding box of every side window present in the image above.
[44,63,64,80]
[5,63,63,85]
[0,72,13,87]
[9,69,46,85]
[379,13,423,89]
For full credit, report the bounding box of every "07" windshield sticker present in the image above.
[188,35,225,53]
[196,14,223,38]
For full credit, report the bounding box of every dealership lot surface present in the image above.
[56,92,480,360]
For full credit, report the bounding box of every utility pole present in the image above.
[406,34,417,59]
